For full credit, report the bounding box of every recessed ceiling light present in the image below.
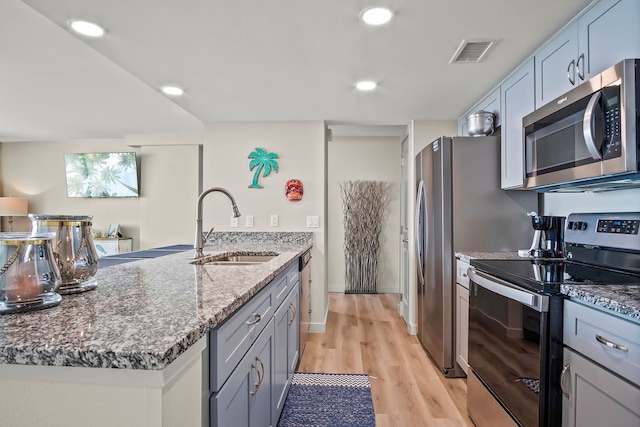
[161,86,184,96]
[68,20,105,37]
[356,81,377,91]
[360,7,393,26]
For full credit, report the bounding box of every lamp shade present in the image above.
[0,197,28,216]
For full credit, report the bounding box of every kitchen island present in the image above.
[0,231,312,427]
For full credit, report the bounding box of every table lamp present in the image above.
[0,197,28,231]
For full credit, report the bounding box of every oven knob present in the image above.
[580,222,588,231]
[572,222,580,230]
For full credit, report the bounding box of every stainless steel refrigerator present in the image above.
[414,136,538,377]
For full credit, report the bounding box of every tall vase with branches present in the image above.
[340,180,390,294]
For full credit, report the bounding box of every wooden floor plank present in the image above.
[297,292,474,426]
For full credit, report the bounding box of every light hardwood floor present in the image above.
[297,292,473,427]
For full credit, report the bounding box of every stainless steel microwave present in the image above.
[523,58,639,192]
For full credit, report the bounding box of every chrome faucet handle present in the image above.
[202,227,215,242]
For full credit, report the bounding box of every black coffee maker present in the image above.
[529,215,566,259]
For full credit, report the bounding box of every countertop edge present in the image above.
[0,233,313,370]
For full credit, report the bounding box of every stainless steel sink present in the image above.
[194,253,278,265]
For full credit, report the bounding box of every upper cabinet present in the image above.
[534,24,578,108]
[458,87,501,136]
[578,0,640,79]
[536,0,640,107]
[501,59,535,189]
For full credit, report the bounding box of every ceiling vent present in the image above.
[449,39,498,64]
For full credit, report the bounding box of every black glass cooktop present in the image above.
[470,258,640,294]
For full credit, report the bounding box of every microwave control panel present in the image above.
[602,88,622,159]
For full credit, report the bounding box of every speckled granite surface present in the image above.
[0,231,313,370]
[456,251,527,262]
[457,251,640,322]
[561,284,640,321]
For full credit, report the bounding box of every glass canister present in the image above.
[0,232,62,314]
[29,215,99,294]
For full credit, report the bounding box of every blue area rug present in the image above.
[278,372,375,427]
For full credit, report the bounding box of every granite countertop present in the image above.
[456,251,640,322]
[0,232,313,370]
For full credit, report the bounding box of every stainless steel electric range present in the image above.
[466,212,640,427]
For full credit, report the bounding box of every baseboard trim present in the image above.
[328,283,399,294]
[308,302,328,333]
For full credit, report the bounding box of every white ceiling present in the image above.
[1,0,593,142]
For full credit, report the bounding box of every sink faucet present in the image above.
[194,187,241,259]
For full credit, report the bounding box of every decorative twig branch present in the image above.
[340,180,390,294]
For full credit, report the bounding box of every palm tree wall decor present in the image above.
[248,147,279,188]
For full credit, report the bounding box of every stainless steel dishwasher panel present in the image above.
[299,250,311,362]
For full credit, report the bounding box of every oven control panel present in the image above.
[596,219,639,234]
[565,212,640,251]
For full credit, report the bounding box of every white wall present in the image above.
[203,121,329,332]
[0,139,142,242]
[126,132,202,249]
[543,188,640,216]
[327,136,401,293]
[0,133,202,250]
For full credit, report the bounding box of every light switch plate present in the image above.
[230,216,238,228]
[306,216,319,228]
[246,215,254,228]
[270,214,279,227]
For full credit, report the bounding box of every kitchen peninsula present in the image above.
[0,232,312,427]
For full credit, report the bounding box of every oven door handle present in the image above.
[468,268,547,312]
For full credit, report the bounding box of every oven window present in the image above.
[468,281,541,427]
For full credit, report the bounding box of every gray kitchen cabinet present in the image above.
[209,261,300,427]
[455,258,470,374]
[273,281,300,426]
[209,283,274,392]
[535,0,640,107]
[577,0,640,80]
[561,347,640,427]
[500,58,535,189]
[534,23,578,108]
[211,320,274,427]
[458,86,501,136]
[562,299,640,426]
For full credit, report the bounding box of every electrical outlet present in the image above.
[270,214,279,227]
[230,216,238,228]
[306,216,319,228]
[245,215,254,228]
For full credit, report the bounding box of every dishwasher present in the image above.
[298,249,311,362]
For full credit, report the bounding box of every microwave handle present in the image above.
[583,91,604,160]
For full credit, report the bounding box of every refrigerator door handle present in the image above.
[414,180,426,286]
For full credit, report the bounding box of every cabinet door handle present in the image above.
[288,303,297,325]
[246,313,262,326]
[567,59,576,85]
[250,357,264,396]
[596,334,629,352]
[560,363,571,399]
[576,53,585,81]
